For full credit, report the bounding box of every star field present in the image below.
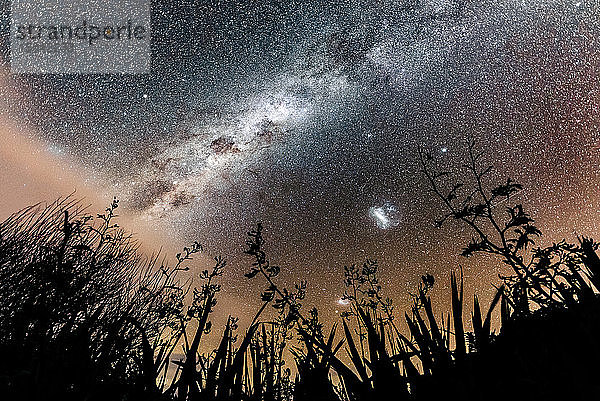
[1,0,600,324]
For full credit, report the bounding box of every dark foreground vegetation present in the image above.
[1,143,600,400]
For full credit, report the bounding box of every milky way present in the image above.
[2,0,600,320]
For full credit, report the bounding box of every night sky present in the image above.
[1,0,600,325]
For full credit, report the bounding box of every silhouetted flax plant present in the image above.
[2,144,600,400]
